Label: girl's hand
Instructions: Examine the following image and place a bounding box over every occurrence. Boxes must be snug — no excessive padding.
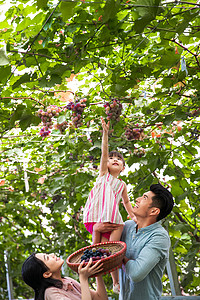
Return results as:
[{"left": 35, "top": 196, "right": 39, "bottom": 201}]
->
[
  {"left": 101, "top": 117, "right": 110, "bottom": 133},
  {"left": 78, "top": 258, "right": 104, "bottom": 279}
]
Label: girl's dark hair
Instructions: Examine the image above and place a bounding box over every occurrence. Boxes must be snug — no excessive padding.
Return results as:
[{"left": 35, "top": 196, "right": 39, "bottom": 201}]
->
[
  {"left": 150, "top": 183, "right": 174, "bottom": 221},
  {"left": 109, "top": 150, "right": 125, "bottom": 166},
  {"left": 21, "top": 253, "right": 63, "bottom": 300}
]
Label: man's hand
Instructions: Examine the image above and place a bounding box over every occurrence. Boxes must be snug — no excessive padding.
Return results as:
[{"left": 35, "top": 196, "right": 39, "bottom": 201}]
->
[
  {"left": 121, "top": 256, "right": 129, "bottom": 272},
  {"left": 123, "top": 256, "right": 129, "bottom": 265},
  {"left": 93, "top": 222, "right": 121, "bottom": 233}
]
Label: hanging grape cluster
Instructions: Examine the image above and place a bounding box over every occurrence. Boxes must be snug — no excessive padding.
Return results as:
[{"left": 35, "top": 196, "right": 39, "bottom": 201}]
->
[
  {"left": 39, "top": 127, "right": 51, "bottom": 137},
  {"left": 54, "top": 121, "right": 68, "bottom": 134},
  {"left": 104, "top": 99, "right": 122, "bottom": 121},
  {"left": 65, "top": 98, "right": 87, "bottom": 128},
  {"left": 190, "top": 107, "right": 200, "bottom": 117},
  {"left": 37, "top": 105, "right": 62, "bottom": 137},
  {"left": 125, "top": 127, "right": 144, "bottom": 140},
  {"left": 133, "top": 147, "right": 145, "bottom": 157}
]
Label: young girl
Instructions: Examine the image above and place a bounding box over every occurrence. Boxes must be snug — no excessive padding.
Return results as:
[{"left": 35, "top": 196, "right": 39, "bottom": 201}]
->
[{"left": 83, "top": 117, "right": 135, "bottom": 293}]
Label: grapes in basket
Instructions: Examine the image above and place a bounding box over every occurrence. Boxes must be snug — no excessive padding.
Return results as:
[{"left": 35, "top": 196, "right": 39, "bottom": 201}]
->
[{"left": 80, "top": 247, "right": 112, "bottom": 262}]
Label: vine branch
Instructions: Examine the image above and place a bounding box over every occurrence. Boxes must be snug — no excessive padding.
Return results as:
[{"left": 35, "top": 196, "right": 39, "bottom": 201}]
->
[
  {"left": 174, "top": 212, "right": 200, "bottom": 243},
  {"left": 166, "top": 38, "right": 200, "bottom": 68},
  {"left": 9, "top": 50, "right": 63, "bottom": 62},
  {"left": 0, "top": 97, "right": 45, "bottom": 106}
]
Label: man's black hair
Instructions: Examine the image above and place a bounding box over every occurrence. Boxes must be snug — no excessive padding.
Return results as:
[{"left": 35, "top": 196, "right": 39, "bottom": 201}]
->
[{"left": 150, "top": 183, "right": 174, "bottom": 221}]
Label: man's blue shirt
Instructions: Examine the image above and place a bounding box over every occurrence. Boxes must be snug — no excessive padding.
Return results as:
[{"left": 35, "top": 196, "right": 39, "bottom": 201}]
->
[{"left": 119, "top": 220, "right": 170, "bottom": 300}]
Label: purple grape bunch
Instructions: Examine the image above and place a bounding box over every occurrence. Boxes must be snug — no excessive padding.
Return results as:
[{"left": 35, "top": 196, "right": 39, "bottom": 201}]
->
[
  {"left": 37, "top": 105, "right": 62, "bottom": 137},
  {"left": 54, "top": 121, "right": 68, "bottom": 134},
  {"left": 125, "top": 126, "right": 144, "bottom": 140},
  {"left": 65, "top": 98, "right": 87, "bottom": 128},
  {"left": 39, "top": 127, "right": 51, "bottom": 138},
  {"left": 133, "top": 147, "right": 145, "bottom": 157},
  {"left": 104, "top": 99, "right": 122, "bottom": 122},
  {"left": 191, "top": 107, "right": 200, "bottom": 117},
  {"left": 80, "top": 247, "right": 112, "bottom": 262}
]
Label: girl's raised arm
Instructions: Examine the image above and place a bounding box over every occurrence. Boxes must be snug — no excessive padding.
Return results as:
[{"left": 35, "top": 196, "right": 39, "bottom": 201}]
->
[{"left": 99, "top": 117, "right": 110, "bottom": 176}]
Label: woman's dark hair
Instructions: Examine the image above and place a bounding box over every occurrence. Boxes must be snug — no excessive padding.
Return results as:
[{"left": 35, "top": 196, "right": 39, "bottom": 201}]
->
[
  {"left": 22, "top": 253, "right": 63, "bottom": 300},
  {"left": 109, "top": 150, "right": 125, "bottom": 166},
  {"left": 150, "top": 183, "right": 174, "bottom": 221}
]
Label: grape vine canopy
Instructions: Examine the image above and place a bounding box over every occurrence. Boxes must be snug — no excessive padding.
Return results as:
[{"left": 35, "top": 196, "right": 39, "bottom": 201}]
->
[{"left": 0, "top": 0, "right": 200, "bottom": 298}]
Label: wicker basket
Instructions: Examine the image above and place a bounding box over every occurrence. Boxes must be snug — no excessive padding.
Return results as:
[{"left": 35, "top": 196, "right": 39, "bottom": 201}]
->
[{"left": 66, "top": 241, "right": 126, "bottom": 277}]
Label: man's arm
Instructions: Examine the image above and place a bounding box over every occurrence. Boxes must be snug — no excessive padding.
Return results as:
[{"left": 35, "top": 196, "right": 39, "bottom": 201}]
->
[
  {"left": 124, "top": 233, "right": 170, "bottom": 282},
  {"left": 93, "top": 222, "right": 121, "bottom": 234}
]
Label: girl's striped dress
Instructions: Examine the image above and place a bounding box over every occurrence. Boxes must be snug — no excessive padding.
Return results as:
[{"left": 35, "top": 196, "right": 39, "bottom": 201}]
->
[{"left": 83, "top": 172, "right": 124, "bottom": 225}]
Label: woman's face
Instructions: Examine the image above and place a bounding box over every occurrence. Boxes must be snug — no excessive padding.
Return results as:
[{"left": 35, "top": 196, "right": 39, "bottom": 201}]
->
[{"left": 36, "top": 253, "right": 64, "bottom": 275}]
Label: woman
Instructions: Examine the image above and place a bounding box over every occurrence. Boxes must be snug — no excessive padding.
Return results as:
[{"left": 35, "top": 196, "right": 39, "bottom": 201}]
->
[{"left": 22, "top": 252, "right": 108, "bottom": 300}]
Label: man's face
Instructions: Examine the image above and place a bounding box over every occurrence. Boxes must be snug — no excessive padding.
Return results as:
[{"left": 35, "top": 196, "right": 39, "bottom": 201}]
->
[{"left": 133, "top": 191, "right": 155, "bottom": 218}]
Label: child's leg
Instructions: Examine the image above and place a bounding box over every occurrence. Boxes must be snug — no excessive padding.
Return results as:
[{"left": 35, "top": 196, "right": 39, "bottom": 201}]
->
[
  {"left": 109, "top": 225, "right": 124, "bottom": 292},
  {"left": 101, "top": 235, "right": 109, "bottom": 243},
  {"left": 93, "top": 230, "right": 110, "bottom": 244},
  {"left": 111, "top": 267, "right": 120, "bottom": 289},
  {"left": 92, "top": 223, "right": 111, "bottom": 244},
  {"left": 92, "top": 229, "right": 101, "bottom": 244},
  {"left": 109, "top": 224, "right": 124, "bottom": 242}
]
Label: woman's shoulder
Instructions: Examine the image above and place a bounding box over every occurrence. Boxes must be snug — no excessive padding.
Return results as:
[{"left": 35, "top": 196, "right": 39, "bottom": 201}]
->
[
  {"left": 45, "top": 286, "right": 63, "bottom": 299},
  {"left": 45, "top": 277, "right": 81, "bottom": 299},
  {"left": 63, "top": 276, "right": 80, "bottom": 286}
]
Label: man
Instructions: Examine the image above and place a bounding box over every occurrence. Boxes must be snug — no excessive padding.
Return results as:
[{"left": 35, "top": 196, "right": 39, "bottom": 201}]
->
[{"left": 93, "top": 183, "right": 174, "bottom": 300}]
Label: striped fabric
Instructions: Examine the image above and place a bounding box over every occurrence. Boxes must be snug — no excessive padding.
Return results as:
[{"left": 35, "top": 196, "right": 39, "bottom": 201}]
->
[{"left": 83, "top": 173, "right": 124, "bottom": 225}]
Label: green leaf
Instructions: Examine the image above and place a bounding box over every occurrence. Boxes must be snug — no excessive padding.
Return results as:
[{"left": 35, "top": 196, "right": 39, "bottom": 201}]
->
[
  {"left": 12, "top": 74, "right": 31, "bottom": 89},
  {"left": 60, "top": 1, "right": 76, "bottom": 21},
  {"left": 10, "top": 105, "right": 40, "bottom": 130},
  {"left": 175, "top": 107, "right": 186, "bottom": 120},
  {"left": 0, "top": 47, "right": 9, "bottom": 65},
  {"left": 163, "top": 114, "right": 174, "bottom": 125},
  {"left": 133, "top": 0, "right": 163, "bottom": 33},
  {"left": 102, "top": 0, "right": 120, "bottom": 22},
  {"left": 37, "top": 0, "right": 48, "bottom": 8},
  {"left": 74, "top": 58, "right": 90, "bottom": 73},
  {"left": 0, "top": 65, "right": 11, "bottom": 83},
  {"left": 159, "top": 50, "right": 179, "bottom": 67},
  {"left": 136, "top": 174, "right": 154, "bottom": 191}
]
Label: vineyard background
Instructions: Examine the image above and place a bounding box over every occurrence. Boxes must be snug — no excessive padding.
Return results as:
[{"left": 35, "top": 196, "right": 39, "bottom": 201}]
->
[{"left": 0, "top": 0, "right": 200, "bottom": 298}]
